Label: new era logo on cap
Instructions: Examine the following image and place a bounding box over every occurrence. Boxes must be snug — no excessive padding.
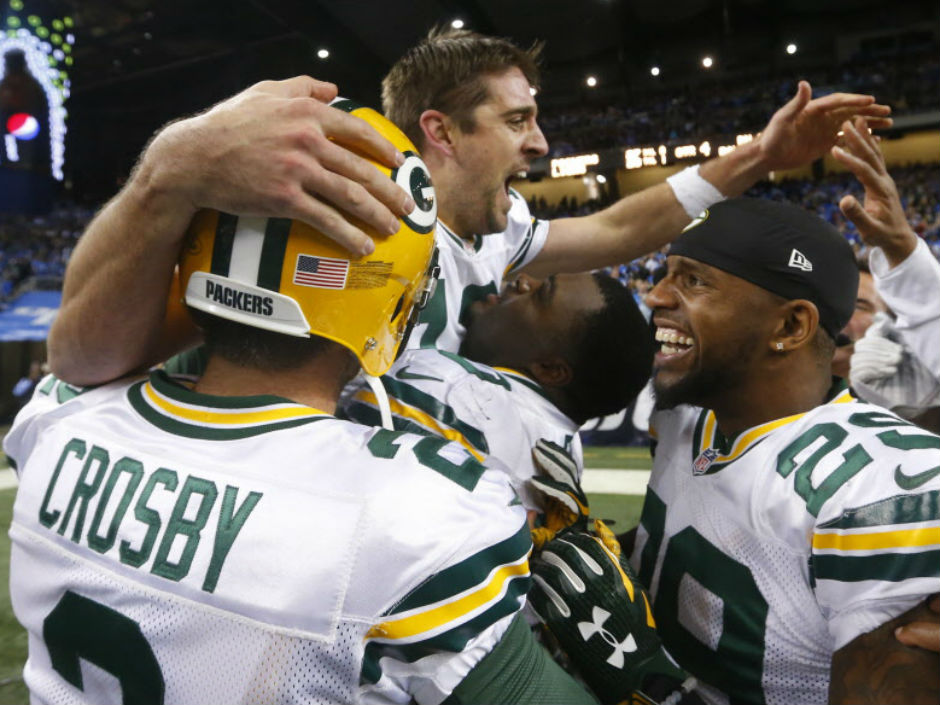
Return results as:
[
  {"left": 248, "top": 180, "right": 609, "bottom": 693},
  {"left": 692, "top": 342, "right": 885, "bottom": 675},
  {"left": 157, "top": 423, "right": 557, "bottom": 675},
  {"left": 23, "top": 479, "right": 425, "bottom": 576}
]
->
[{"left": 788, "top": 248, "right": 813, "bottom": 272}]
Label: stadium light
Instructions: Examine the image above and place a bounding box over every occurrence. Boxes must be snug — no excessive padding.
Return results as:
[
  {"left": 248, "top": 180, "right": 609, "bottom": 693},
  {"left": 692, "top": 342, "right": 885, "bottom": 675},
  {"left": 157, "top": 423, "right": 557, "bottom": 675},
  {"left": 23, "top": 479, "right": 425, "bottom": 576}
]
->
[
  {"left": 317, "top": 48, "right": 329, "bottom": 59},
  {"left": 701, "top": 56, "right": 713, "bottom": 69},
  {"left": 586, "top": 75, "right": 597, "bottom": 87},
  {"left": 650, "top": 66, "right": 660, "bottom": 77},
  {"left": 786, "top": 43, "right": 797, "bottom": 55},
  {"left": 451, "top": 19, "right": 464, "bottom": 29}
]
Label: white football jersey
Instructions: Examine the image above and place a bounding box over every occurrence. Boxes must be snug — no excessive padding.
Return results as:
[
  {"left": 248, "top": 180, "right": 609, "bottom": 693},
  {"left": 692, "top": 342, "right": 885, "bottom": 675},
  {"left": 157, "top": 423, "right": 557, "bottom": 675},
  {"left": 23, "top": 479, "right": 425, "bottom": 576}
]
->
[
  {"left": 630, "top": 388, "right": 940, "bottom": 705},
  {"left": 409, "top": 190, "right": 549, "bottom": 353},
  {"left": 342, "top": 348, "right": 582, "bottom": 511},
  {"left": 5, "top": 372, "right": 531, "bottom": 705}
]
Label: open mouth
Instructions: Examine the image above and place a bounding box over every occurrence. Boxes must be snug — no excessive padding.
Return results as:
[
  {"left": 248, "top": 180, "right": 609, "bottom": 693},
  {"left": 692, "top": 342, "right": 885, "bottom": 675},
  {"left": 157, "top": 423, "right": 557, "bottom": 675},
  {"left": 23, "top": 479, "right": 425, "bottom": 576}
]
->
[{"left": 655, "top": 327, "right": 694, "bottom": 356}]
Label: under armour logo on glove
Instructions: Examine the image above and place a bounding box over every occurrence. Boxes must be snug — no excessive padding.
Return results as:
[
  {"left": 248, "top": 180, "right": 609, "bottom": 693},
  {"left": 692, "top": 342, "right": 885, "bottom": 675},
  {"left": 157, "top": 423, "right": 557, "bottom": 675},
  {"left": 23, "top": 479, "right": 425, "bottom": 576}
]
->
[{"left": 578, "top": 606, "right": 637, "bottom": 668}]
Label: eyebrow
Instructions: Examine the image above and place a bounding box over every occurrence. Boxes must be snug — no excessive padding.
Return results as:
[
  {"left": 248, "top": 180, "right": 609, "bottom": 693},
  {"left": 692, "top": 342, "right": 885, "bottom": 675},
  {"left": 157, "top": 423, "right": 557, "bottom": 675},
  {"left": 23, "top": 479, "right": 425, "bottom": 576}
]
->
[{"left": 500, "top": 106, "right": 537, "bottom": 120}]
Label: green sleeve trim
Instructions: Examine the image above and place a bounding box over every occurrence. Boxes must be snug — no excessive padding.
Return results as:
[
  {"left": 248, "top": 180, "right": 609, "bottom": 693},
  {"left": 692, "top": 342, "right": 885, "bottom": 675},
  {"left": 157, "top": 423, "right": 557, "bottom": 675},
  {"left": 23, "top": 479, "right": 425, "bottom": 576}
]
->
[
  {"left": 389, "top": 521, "right": 531, "bottom": 615},
  {"left": 812, "top": 549, "right": 940, "bottom": 583},
  {"left": 445, "top": 614, "right": 598, "bottom": 705},
  {"left": 818, "top": 490, "right": 940, "bottom": 530}
]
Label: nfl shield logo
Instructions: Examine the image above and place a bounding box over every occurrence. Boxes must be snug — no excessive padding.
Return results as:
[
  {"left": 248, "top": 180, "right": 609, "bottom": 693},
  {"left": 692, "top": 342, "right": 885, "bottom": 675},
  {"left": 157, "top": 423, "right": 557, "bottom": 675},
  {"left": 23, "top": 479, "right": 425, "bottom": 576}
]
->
[{"left": 693, "top": 448, "right": 719, "bottom": 475}]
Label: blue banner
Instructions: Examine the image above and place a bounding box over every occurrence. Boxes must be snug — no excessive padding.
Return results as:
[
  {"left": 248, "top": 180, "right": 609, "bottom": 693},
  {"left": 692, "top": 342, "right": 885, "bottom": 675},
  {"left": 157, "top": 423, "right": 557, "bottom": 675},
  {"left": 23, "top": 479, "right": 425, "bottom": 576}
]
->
[{"left": 0, "top": 290, "right": 60, "bottom": 341}]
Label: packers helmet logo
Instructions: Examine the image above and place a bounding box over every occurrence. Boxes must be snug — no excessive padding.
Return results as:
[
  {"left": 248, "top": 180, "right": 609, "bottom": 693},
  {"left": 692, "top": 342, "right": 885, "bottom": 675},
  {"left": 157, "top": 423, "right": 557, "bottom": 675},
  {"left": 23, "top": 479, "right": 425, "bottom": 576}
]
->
[{"left": 393, "top": 151, "right": 437, "bottom": 234}]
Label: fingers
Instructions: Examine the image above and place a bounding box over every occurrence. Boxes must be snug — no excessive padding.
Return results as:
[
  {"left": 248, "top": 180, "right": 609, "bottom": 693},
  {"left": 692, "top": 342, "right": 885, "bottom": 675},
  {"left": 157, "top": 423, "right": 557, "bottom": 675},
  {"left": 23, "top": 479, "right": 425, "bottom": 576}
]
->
[
  {"left": 895, "top": 622, "right": 940, "bottom": 652},
  {"left": 775, "top": 80, "right": 813, "bottom": 120},
  {"left": 320, "top": 105, "right": 407, "bottom": 172},
  {"left": 315, "top": 137, "right": 414, "bottom": 223},
  {"left": 805, "top": 91, "right": 876, "bottom": 112},
  {"left": 839, "top": 119, "right": 885, "bottom": 173},
  {"left": 285, "top": 190, "right": 378, "bottom": 256},
  {"left": 832, "top": 147, "right": 880, "bottom": 190},
  {"left": 838, "top": 193, "right": 878, "bottom": 230},
  {"left": 254, "top": 75, "right": 339, "bottom": 103}
]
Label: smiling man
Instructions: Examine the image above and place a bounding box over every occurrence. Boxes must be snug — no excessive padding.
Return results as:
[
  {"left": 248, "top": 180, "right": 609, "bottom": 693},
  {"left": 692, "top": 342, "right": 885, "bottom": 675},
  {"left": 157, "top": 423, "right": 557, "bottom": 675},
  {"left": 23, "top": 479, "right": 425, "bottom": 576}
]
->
[{"left": 629, "top": 198, "right": 940, "bottom": 705}]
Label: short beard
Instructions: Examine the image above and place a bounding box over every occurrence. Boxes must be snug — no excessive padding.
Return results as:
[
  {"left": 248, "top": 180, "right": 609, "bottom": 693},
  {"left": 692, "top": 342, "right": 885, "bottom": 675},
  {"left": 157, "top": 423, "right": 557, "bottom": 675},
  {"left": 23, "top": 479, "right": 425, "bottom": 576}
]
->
[
  {"left": 653, "top": 365, "right": 733, "bottom": 411},
  {"left": 653, "top": 340, "right": 756, "bottom": 411}
]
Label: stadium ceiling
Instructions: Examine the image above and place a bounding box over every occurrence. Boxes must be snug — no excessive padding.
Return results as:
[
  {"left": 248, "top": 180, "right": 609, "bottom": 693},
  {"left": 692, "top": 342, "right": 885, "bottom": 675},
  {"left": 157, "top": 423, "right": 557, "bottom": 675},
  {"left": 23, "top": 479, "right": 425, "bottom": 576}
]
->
[
  {"left": 24, "top": 0, "right": 939, "bottom": 197},
  {"left": 61, "top": 0, "right": 938, "bottom": 105}
]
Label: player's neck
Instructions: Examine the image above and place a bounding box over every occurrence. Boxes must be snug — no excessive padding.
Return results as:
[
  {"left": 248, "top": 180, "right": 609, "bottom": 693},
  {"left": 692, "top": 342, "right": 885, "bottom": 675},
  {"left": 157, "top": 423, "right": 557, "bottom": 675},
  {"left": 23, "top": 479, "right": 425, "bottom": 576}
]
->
[
  {"left": 710, "top": 365, "right": 831, "bottom": 437},
  {"left": 194, "top": 350, "right": 354, "bottom": 414}
]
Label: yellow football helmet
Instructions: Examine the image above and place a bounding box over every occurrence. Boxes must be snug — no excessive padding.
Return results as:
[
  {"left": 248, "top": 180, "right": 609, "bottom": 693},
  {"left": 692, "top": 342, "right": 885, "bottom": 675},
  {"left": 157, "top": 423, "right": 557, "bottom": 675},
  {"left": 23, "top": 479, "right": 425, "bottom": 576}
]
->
[{"left": 178, "top": 99, "right": 438, "bottom": 377}]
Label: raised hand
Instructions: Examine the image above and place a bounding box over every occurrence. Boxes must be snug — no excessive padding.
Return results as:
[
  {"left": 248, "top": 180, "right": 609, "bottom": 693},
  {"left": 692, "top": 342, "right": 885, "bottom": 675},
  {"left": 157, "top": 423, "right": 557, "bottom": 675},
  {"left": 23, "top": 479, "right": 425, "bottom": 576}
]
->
[
  {"left": 757, "top": 81, "right": 892, "bottom": 172},
  {"left": 831, "top": 115, "right": 918, "bottom": 266},
  {"left": 148, "top": 76, "right": 416, "bottom": 256}
]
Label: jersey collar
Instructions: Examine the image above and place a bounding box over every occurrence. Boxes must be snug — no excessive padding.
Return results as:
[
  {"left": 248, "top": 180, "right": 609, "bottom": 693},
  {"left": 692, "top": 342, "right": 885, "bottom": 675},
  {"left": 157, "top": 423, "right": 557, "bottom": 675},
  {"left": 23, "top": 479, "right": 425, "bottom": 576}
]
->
[
  {"left": 690, "top": 386, "right": 856, "bottom": 475},
  {"left": 128, "top": 370, "right": 330, "bottom": 440}
]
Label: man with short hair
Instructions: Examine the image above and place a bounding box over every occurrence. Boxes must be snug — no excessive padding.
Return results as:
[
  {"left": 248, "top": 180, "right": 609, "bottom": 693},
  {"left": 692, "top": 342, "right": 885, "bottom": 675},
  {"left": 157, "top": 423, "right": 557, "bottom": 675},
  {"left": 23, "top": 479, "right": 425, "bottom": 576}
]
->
[
  {"left": 46, "top": 29, "right": 891, "bottom": 383},
  {"left": 630, "top": 197, "right": 939, "bottom": 704},
  {"left": 344, "top": 271, "right": 654, "bottom": 510}
]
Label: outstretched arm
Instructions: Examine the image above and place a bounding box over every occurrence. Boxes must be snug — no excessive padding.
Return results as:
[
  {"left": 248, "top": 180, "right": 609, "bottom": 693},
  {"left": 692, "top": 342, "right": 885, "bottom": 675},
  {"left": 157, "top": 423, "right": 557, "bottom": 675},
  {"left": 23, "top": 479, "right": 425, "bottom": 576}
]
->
[
  {"left": 526, "top": 81, "right": 892, "bottom": 277},
  {"left": 49, "top": 76, "right": 415, "bottom": 385}
]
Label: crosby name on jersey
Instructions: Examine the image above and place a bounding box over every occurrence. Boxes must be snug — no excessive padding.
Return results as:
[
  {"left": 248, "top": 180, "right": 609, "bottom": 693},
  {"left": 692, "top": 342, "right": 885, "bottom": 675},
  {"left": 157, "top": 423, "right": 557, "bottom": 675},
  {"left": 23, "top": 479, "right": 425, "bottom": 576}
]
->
[
  {"left": 630, "top": 388, "right": 940, "bottom": 705},
  {"left": 342, "top": 347, "right": 582, "bottom": 510},
  {"left": 4, "top": 372, "right": 531, "bottom": 705}
]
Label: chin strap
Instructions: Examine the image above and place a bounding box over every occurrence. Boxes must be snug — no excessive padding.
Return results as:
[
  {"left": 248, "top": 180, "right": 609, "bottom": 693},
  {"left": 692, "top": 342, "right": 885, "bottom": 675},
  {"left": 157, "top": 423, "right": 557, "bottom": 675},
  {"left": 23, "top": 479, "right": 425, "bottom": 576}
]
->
[{"left": 364, "top": 373, "right": 394, "bottom": 430}]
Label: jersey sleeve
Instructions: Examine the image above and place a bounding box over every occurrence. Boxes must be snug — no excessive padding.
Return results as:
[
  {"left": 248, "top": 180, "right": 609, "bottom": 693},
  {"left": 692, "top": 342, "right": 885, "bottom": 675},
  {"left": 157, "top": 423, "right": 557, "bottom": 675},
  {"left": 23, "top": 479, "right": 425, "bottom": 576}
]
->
[
  {"left": 810, "top": 415, "right": 940, "bottom": 649},
  {"left": 2, "top": 374, "right": 100, "bottom": 474},
  {"left": 359, "top": 435, "right": 533, "bottom": 704},
  {"left": 503, "top": 191, "right": 550, "bottom": 276},
  {"left": 869, "top": 238, "right": 940, "bottom": 379}
]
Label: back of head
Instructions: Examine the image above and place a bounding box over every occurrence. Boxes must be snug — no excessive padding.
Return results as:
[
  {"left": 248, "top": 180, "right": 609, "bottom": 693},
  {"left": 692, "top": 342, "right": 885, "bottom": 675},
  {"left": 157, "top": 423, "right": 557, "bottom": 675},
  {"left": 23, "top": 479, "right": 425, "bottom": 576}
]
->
[
  {"left": 178, "top": 100, "right": 438, "bottom": 377},
  {"left": 565, "top": 274, "right": 654, "bottom": 423},
  {"left": 382, "top": 27, "right": 542, "bottom": 149},
  {"left": 669, "top": 198, "right": 858, "bottom": 340}
]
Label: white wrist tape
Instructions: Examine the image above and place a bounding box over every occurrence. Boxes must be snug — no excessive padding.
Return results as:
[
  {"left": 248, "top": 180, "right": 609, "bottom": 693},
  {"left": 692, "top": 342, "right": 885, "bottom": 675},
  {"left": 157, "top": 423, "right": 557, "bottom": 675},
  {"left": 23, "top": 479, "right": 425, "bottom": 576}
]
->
[{"left": 666, "top": 164, "right": 726, "bottom": 219}]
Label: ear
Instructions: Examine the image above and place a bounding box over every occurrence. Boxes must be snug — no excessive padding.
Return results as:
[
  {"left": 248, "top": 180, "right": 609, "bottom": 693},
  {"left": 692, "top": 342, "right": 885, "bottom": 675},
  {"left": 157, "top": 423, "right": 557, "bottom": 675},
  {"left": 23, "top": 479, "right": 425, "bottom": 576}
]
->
[
  {"left": 769, "top": 300, "right": 819, "bottom": 353},
  {"left": 418, "top": 109, "right": 457, "bottom": 157},
  {"left": 529, "top": 357, "right": 574, "bottom": 388}
]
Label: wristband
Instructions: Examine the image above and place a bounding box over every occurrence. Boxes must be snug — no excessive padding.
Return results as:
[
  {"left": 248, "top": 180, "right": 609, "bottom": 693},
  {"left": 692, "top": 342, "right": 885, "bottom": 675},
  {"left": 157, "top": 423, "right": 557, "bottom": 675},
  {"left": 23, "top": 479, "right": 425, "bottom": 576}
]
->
[{"left": 666, "top": 165, "right": 726, "bottom": 219}]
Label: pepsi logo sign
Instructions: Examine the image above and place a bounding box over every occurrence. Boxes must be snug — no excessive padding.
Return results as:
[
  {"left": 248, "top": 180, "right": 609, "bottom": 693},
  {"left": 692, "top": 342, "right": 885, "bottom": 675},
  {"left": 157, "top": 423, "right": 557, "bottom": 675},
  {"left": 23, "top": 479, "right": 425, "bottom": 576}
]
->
[{"left": 7, "top": 113, "right": 39, "bottom": 140}]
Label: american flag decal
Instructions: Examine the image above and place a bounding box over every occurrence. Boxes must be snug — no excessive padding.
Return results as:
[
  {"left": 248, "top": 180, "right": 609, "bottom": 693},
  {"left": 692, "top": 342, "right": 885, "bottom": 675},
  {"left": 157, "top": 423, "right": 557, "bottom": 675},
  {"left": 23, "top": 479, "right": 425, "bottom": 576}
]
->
[{"left": 293, "top": 254, "right": 349, "bottom": 289}]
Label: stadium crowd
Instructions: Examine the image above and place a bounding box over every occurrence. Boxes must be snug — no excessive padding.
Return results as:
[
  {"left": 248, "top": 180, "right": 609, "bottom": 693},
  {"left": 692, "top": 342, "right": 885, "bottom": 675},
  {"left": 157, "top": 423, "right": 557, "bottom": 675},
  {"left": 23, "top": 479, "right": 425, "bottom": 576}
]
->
[
  {"left": 540, "top": 46, "right": 939, "bottom": 156},
  {"left": 0, "top": 203, "right": 90, "bottom": 302}
]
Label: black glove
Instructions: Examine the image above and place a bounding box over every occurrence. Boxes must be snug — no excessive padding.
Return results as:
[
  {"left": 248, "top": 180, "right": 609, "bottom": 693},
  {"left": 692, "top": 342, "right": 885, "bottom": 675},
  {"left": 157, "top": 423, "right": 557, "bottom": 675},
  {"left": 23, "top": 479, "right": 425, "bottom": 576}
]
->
[{"left": 529, "top": 528, "right": 701, "bottom": 705}]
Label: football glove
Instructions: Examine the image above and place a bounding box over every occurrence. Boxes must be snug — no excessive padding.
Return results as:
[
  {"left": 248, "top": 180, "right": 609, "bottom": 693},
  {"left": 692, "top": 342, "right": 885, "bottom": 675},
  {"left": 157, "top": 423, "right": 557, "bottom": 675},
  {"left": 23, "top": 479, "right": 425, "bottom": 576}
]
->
[
  {"left": 529, "top": 528, "right": 701, "bottom": 705},
  {"left": 529, "top": 439, "right": 590, "bottom": 548},
  {"left": 851, "top": 313, "right": 940, "bottom": 416}
]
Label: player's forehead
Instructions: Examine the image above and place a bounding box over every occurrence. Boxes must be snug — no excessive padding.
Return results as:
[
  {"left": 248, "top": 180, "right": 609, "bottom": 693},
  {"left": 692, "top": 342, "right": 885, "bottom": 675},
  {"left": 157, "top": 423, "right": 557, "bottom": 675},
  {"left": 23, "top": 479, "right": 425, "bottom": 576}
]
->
[
  {"left": 553, "top": 272, "right": 602, "bottom": 312},
  {"left": 478, "top": 67, "right": 538, "bottom": 117}
]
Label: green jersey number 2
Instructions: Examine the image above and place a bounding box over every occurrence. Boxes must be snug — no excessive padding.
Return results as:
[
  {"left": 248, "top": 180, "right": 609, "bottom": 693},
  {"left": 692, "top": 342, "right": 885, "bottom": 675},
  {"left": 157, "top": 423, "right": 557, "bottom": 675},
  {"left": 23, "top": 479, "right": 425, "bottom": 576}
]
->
[{"left": 43, "top": 591, "right": 164, "bottom": 704}]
